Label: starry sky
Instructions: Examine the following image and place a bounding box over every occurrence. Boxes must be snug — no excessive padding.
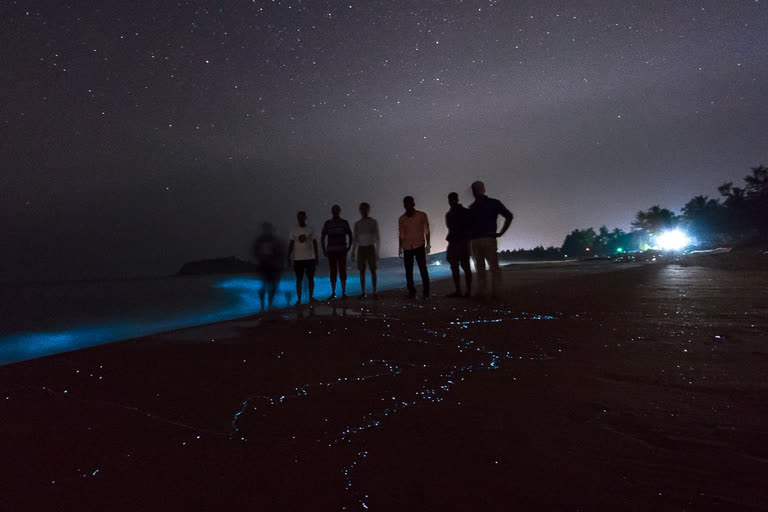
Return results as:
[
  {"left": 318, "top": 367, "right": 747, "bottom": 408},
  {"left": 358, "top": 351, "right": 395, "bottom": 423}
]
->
[{"left": 2, "top": 0, "right": 767, "bottom": 280}]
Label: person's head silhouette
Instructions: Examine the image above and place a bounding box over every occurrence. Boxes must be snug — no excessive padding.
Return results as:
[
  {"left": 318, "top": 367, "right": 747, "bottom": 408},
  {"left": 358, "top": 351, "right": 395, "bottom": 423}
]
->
[
  {"left": 403, "top": 196, "right": 415, "bottom": 215},
  {"left": 471, "top": 181, "right": 486, "bottom": 199}
]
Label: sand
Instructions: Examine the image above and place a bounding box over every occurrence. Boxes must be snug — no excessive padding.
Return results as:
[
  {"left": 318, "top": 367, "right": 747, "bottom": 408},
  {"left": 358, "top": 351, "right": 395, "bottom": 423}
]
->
[{"left": 1, "top": 258, "right": 767, "bottom": 511}]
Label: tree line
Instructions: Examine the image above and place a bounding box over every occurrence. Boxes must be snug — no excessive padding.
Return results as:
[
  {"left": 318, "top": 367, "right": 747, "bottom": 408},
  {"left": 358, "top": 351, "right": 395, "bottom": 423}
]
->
[{"left": 500, "top": 165, "right": 767, "bottom": 260}]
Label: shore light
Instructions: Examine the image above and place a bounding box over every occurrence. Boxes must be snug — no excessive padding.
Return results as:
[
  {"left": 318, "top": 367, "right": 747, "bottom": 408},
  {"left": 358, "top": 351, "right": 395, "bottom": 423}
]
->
[{"left": 656, "top": 229, "right": 691, "bottom": 251}]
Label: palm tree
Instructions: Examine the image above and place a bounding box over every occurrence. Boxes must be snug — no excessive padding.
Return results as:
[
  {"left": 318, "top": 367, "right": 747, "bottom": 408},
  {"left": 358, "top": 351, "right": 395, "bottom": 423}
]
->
[
  {"left": 744, "top": 165, "right": 768, "bottom": 198},
  {"left": 718, "top": 182, "right": 746, "bottom": 208},
  {"left": 681, "top": 195, "right": 723, "bottom": 243},
  {"left": 744, "top": 165, "right": 768, "bottom": 235},
  {"left": 631, "top": 205, "right": 677, "bottom": 236}
]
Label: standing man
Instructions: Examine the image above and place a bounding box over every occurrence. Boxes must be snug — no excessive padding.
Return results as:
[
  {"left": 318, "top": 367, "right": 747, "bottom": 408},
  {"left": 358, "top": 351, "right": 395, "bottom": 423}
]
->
[
  {"left": 351, "top": 202, "right": 380, "bottom": 299},
  {"left": 321, "top": 204, "right": 353, "bottom": 300},
  {"left": 468, "top": 180, "right": 513, "bottom": 297},
  {"left": 287, "top": 210, "right": 319, "bottom": 305},
  {"left": 398, "top": 196, "right": 431, "bottom": 300},
  {"left": 445, "top": 192, "right": 472, "bottom": 297}
]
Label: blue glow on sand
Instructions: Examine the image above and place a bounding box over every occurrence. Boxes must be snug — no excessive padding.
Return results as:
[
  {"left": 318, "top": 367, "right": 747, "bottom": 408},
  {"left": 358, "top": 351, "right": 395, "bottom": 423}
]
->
[{"left": 0, "top": 266, "right": 452, "bottom": 366}]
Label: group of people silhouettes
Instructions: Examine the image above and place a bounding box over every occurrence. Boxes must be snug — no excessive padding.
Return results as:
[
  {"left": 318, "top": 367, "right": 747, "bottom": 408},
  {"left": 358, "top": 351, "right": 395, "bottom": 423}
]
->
[{"left": 253, "top": 180, "right": 513, "bottom": 309}]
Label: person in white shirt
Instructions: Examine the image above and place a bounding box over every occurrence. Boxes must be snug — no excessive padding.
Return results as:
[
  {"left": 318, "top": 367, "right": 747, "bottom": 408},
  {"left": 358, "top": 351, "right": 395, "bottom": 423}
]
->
[
  {"left": 287, "top": 211, "right": 319, "bottom": 304},
  {"left": 351, "top": 202, "right": 380, "bottom": 299}
]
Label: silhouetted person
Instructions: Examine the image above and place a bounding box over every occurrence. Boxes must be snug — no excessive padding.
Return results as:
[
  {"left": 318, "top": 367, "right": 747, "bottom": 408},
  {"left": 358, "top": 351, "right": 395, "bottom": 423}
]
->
[
  {"left": 321, "top": 204, "right": 353, "bottom": 300},
  {"left": 253, "top": 222, "right": 285, "bottom": 311},
  {"left": 398, "top": 196, "right": 431, "bottom": 299},
  {"left": 445, "top": 192, "right": 472, "bottom": 297},
  {"left": 469, "top": 181, "right": 513, "bottom": 297},
  {"left": 287, "top": 210, "right": 319, "bottom": 305},
  {"left": 352, "top": 202, "right": 380, "bottom": 299}
]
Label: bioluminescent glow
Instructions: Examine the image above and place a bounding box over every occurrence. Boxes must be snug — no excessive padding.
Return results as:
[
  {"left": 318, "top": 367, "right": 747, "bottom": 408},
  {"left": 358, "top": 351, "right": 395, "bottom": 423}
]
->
[
  {"left": 655, "top": 229, "right": 692, "bottom": 251},
  {"left": 223, "top": 306, "right": 560, "bottom": 509},
  {"left": 0, "top": 266, "right": 454, "bottom": 366}
]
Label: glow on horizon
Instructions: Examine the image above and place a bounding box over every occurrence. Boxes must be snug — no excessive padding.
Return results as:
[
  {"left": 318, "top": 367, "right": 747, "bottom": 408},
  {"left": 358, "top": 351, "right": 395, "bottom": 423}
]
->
[{"left": 655, "top": 229, "right": 692, "bottom": 251}]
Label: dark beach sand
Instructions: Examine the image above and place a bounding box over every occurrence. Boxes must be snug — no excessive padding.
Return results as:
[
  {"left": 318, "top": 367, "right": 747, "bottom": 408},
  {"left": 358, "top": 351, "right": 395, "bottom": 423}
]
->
[{"left": 2, "top": 258, "right": 767, "bottom": 511}]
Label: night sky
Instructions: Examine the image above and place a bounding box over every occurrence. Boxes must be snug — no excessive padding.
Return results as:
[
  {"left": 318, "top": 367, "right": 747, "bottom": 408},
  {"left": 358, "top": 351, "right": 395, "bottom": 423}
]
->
[{"left": 2, "top": 1, "right": 767, "bottom": 280}]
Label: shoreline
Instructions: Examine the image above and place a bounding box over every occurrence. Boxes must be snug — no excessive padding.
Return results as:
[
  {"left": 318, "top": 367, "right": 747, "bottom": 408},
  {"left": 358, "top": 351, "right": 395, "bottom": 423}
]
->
[
  {"left": 95, "top": 260, "right": 588, "bottom": 341},
  {"left": 0, "top": 259, "right": 583, "bottom": 367},
  {"left": 2, "top": 259, "right": 766, "bottom": 510}
]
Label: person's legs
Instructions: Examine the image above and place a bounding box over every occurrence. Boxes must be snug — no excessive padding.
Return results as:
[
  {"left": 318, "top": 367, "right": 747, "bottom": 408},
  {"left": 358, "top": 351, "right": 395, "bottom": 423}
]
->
[
  {"left": 363, "top": 246, "right": 377, "bottom": 295},
  {"left": 370, "top": 266, "right": 377, "bottom": 295},
  {"left": 449, "top": 259, "right": 461, "bottom": 293},
  {"left": 328, "top": 253, "right": 338, "bottom": 297},
  {"left": 471, "top": 240, "right": 487, "bottom": 295},
  {"left": 337, "top": 252, "right": 348, "bottom": 297},
  {"left": 294, "top": 262, "right": 305, "bottom": 304},
  {"left": 460, "top": 256, "right": 472, "bottom": 296},
  {"left": 369, "top": 251, "right": 377, "bottom": 295},
  {"left": 415, "top": 246, "right": 430, "bottom": 298},
  {"left": 306, "top": 261, "right": 316, "bottom": 300},
  {"left": 403, "top": 249, "right": 416, "bottom": 297},
  {"left": 447, "top": 243, "right": 461, "bottom": 295},
  {"left": 258, "top": 288, "right": 266, "bottom": 311},
  {"left": 357, "top": 247, "right": 366, "bottom": 296},
  {"left": 487, "top": 239, "right": 501, "bottom": 297},
  {"left": 266, "top": 274, "right": 279, "bottom": 309}
]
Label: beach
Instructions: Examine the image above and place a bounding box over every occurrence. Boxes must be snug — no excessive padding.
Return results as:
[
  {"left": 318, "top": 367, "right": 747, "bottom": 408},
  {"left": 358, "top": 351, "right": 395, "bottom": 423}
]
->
[{"left": 2, "top": 258, "right": 767, "bottom": 511}]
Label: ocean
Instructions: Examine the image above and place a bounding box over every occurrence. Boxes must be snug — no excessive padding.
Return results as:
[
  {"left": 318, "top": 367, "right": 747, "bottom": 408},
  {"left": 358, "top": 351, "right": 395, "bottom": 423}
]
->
[{"left": 0, "top": 264, "right": 454, "bottom": 365}]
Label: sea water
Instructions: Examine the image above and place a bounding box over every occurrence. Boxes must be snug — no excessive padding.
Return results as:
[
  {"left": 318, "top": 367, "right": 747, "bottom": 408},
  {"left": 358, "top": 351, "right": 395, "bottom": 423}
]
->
[{"left": 0, "top": 264, "right": 453, "bottom": 365}]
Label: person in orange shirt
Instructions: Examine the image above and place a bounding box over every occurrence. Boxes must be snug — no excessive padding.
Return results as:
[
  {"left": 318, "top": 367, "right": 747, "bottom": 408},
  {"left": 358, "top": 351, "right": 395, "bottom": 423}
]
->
[{"left": 398, "top": 196, "right": 431, "bottom": 299}]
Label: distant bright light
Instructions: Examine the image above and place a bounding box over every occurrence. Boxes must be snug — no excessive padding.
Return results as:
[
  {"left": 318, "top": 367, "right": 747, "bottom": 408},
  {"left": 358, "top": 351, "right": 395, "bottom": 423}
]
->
[
  {"left": 656, "top": 229, "right": 691, "bottom": 251},
  {"left": 433, "top": 260, "right": 442, "bottom": 266},
  {"left": 616, "top": 247, "right": 623, "bottom": 253}
]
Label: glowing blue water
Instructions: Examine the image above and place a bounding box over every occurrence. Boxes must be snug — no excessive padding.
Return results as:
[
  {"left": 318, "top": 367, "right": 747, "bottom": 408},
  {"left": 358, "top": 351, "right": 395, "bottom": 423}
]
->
[{"left": 0, "top": 265, "right": 453, "bottom": 365}]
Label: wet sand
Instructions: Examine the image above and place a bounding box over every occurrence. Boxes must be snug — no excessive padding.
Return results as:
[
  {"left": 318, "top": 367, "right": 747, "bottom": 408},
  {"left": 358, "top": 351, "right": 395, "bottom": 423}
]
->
[{"left": 1, "top": 259, "right": 767, "bottom": 511}]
